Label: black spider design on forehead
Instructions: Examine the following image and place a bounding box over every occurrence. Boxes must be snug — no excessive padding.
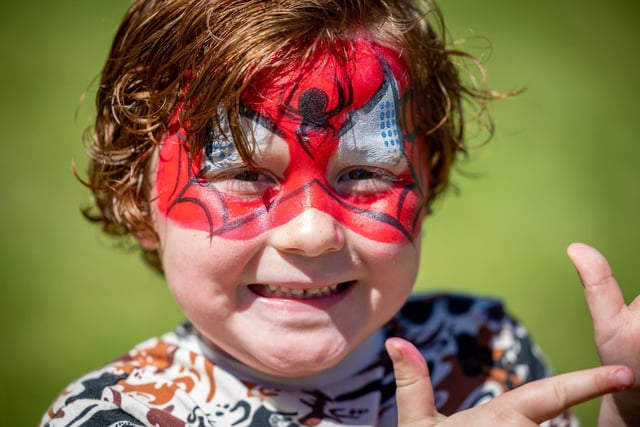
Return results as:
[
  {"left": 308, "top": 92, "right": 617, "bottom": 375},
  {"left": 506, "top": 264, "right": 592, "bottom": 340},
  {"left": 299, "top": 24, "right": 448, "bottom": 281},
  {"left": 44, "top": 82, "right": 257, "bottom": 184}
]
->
[{"left": 279, "top": 78, "right": 354, "bottom": 158}]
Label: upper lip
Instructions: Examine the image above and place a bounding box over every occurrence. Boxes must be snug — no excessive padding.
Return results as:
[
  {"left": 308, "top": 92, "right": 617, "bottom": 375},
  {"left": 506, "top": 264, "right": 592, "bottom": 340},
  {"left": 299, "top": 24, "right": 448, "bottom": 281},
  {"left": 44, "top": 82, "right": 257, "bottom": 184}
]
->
[{"left": 247, "top": 279, "right": 355, "bottom": 289}]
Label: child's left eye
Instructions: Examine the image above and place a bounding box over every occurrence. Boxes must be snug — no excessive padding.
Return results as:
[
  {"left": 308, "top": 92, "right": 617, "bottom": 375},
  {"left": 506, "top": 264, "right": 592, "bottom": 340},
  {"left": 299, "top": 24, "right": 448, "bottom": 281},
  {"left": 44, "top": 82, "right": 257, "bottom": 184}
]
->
[
  {"left": 335, "top": 167, "right": 398, "bottom": 195},
  {"left": 344, "top": 169, "right": 377, "bottom": 180}
]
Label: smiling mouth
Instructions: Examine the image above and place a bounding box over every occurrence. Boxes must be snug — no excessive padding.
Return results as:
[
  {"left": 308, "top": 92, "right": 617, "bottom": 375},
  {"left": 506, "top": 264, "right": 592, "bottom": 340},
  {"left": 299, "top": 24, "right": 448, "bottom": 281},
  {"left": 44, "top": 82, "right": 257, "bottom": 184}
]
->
[{"left": 248, "top": 281, "right": 354, "bottom": 299}]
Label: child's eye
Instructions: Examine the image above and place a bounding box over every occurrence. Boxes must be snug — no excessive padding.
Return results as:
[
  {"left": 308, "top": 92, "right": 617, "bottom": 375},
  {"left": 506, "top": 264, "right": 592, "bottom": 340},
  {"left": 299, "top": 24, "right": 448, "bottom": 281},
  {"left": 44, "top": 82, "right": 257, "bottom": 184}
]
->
[
  {"left": 335, "top": 167, "right": 398, "bottom": 195},
  {"left": 204, "top": 167, "right": 278, "bottom": 198},
  {"left": 233, "top": 170, "right": 261, "bottom": 182},
  {"left": 345, "top": 169, "right": 376, "bottom": 180}
]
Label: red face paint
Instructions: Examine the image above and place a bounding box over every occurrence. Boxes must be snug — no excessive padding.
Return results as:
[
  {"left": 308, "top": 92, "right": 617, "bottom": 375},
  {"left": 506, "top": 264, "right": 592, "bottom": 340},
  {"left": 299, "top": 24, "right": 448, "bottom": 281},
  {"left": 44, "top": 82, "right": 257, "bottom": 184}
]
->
[{"left": 156, "top": 39, "right": 426, "bottom": 243}]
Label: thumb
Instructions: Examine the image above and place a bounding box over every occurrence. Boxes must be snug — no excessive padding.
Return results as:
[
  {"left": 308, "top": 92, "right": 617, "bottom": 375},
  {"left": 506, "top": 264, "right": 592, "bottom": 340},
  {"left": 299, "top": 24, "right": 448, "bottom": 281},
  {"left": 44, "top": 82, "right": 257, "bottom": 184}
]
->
[{"left": 386, "top": 337, "right": 443, "bottom": 426}]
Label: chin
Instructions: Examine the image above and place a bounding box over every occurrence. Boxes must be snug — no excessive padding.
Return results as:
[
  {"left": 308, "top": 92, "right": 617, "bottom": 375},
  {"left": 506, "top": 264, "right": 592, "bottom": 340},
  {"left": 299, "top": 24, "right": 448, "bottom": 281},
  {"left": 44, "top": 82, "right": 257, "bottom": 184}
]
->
[{"left": 249, "top": 334, "right": 350, "bottom": 377}]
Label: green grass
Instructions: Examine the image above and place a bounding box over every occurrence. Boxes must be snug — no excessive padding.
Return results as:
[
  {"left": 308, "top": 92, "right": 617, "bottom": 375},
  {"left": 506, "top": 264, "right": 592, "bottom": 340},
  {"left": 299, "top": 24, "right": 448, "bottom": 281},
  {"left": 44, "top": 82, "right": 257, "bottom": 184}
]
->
[{"left": 1, "top": 0, "right": 639, "bottom": 425}]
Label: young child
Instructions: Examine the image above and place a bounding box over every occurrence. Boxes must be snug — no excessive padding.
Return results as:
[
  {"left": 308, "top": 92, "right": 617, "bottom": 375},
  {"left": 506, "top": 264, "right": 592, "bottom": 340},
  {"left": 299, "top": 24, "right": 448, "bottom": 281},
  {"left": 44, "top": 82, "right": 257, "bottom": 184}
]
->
[{"left": 41, "top": 0, "right": 639, "bottom": 425}]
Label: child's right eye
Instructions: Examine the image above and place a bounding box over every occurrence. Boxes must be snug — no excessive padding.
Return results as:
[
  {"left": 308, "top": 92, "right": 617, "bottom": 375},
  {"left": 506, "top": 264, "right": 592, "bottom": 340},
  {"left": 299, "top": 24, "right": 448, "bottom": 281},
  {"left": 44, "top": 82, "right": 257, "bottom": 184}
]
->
[
  {"left": 232, "top": 170, "right": 261, "bottom": 182},
  {"left": 203, "top": 167, "right": 279, "bottom": 198}
]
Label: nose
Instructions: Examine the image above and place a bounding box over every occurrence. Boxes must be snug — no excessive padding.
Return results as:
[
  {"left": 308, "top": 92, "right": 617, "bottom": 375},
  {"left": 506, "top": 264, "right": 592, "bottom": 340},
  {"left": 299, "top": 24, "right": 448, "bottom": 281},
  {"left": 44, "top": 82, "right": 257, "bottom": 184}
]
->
[{"left": 269, "top": 208, "right": 345, "bottom": 257}]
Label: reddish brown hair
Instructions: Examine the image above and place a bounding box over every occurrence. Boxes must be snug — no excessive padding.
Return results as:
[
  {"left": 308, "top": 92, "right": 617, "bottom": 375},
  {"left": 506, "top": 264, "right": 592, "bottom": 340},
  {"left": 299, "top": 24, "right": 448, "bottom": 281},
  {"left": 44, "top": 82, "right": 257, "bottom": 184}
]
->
[{"left": 83, "top": 0, "right": 497, "bottom": 272}]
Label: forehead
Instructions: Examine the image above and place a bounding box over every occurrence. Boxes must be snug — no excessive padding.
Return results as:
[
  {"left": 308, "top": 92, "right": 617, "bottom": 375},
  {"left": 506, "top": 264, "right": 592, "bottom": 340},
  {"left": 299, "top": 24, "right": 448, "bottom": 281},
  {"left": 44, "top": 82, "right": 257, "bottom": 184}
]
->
[
  {"left": 241, "top": 38, "right": 411, "bottom": 123},
  {"left": 233, "top": 39, "right": 413, "bottom": 166}
]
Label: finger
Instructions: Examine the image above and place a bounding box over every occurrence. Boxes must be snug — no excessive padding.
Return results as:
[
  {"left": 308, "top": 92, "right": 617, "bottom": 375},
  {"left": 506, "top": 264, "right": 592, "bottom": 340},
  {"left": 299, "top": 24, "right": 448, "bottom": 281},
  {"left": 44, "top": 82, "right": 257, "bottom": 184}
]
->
[
  {"left": 566, "top": 243, "right": 627, "bottom": 326},
  {"left": 495, "top": 365, "right": 634, "bottom": 423},
  {"left": 386, "top": 337, "right": 442, "bottom": 426}
]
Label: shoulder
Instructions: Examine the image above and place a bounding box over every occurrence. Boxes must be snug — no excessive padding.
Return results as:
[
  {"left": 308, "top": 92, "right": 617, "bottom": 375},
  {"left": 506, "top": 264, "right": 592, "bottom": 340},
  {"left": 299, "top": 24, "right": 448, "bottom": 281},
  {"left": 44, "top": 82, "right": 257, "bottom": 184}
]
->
[
  {"left": 386, "top": 293, "right": 552, "bottom": 414},
  {"left": 391, "top": 293, "right": 548, "bottom": 377},
  {"left": 389, "top": 292, "right": 513, "bottom": 338},
  {"left": 396, "top": 292, "right": 508, "bottom": 323},
  {"left": 40, "top": 324, "right": 204, "bottom": 426}
]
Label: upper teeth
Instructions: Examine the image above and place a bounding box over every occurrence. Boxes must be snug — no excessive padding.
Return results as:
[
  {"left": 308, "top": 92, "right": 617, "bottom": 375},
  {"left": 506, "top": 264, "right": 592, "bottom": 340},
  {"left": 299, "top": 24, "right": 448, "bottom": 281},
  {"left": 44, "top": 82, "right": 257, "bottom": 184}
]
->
[{"left": 265, "top": 284, "right": 339, "bottom": 298}]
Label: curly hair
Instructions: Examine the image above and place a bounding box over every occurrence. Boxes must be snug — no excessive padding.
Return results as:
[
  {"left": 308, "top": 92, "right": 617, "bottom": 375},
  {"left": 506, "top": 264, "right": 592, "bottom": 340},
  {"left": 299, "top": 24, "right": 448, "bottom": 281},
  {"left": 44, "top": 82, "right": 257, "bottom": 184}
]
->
[{"left": 82, "top": 0, "right": 498, "bottom": 272}]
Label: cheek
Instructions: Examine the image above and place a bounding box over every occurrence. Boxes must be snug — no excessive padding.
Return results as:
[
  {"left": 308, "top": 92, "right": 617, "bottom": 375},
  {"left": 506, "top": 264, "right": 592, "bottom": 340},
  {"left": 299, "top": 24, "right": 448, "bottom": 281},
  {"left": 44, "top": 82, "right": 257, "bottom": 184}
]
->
[
  {"left": 154, "top": 221, "right": 248, "bottom": 314},
  {"left": 339, "top": 188, "right": 425, "bottom": 242},
  {"left": 363, "top": 236, "right": 422, "bottom": 314},
  {"left": 153, "top": 219, "right": 199, "bottom": 282},
  {"left": 155, "top": 133, "right": 268, "bottom": 239},
  {"left": 370, "top": 235, "right": 422, "bottom": 271}
]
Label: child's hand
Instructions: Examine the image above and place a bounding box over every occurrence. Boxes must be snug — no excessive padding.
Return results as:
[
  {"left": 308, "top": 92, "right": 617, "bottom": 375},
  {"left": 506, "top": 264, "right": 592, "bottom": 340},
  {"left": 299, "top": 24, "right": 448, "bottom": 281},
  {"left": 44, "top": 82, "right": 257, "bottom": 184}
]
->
[
  {"left": 385, "top": 337, "right": 634, "bottom": 426},
  {"left": 567, "top": 243, "right": 640, "bottom": 426}
]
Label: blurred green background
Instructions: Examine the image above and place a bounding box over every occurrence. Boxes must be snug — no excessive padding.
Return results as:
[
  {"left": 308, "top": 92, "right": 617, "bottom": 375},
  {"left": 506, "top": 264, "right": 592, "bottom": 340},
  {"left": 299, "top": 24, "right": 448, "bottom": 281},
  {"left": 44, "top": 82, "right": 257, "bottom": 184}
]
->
[{"left": 0, "top": 0, "right": 638, "bottom": 425}]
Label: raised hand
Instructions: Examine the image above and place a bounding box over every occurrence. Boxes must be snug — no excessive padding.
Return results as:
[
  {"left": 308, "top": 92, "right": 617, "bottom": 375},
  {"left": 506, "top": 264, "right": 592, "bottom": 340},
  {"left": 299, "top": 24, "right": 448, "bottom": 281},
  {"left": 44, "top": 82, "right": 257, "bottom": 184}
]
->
[
  {"left": 386, "top": 337, "right": 634, "bottom": 426},
  {"left": 567, "top": 243, "right": 640, "bottom": 426}
]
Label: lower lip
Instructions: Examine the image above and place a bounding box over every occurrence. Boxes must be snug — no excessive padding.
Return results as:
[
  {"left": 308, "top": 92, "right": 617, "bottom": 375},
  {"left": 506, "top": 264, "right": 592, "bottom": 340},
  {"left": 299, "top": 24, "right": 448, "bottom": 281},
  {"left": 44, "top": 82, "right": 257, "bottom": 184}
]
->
[{"left": 247, "top": 281, "right": 355, "bottom": 310}]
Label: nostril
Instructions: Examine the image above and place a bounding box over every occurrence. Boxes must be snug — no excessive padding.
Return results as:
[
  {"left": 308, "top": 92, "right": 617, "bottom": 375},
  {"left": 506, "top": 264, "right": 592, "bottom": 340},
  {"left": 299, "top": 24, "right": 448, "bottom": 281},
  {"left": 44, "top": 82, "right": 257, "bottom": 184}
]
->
[{"left": 269, "top": 208, "right": 345, "bottom": 257}]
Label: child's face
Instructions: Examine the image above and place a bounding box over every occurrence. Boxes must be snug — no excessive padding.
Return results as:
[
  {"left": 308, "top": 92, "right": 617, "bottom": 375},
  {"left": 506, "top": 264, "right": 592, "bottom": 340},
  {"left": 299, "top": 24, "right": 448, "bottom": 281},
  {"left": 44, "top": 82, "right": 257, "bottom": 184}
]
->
[{"left": 150, "top": 40, "right": 427, "bottom": 377}]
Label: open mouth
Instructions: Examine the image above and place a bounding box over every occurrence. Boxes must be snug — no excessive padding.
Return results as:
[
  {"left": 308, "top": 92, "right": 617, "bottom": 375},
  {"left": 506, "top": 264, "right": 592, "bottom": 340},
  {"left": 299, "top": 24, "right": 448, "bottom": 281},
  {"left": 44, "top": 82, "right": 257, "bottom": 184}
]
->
[{"left": 248, "top": 281, "right": 354, "bottom": 299}]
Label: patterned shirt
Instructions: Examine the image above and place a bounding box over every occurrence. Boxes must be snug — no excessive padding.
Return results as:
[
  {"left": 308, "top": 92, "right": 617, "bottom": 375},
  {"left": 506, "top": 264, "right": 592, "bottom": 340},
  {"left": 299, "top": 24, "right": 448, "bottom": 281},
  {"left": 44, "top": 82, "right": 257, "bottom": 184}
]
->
[{"left": 40, "top": 293, "right": 577, "bottom": 426}]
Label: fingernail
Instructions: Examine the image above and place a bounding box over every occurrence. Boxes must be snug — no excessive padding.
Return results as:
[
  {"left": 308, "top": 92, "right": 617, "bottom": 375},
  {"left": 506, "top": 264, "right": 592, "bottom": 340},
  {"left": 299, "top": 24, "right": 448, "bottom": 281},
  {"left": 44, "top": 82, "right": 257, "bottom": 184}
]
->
[
  {"left": 611, "top": 367, "right": 634, "bottom": 391},
  {"left": 385, "top": 339, "right": 403, "bottom": 363}
]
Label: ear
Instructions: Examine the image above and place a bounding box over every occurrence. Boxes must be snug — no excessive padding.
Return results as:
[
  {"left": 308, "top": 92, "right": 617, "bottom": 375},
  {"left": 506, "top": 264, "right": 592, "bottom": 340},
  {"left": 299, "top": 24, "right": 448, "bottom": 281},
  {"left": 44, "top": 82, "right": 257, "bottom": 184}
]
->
[{"left": 133, "top": 228, "right": 160, "bottom": 251}]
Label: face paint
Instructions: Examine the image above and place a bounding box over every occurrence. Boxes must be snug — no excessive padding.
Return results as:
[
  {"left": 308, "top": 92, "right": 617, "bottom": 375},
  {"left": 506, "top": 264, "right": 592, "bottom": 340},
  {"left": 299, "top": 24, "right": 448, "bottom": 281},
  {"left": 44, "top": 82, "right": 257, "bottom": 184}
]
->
[{"left": 156, "top": 39, "right": 427, "bottom": 243}]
